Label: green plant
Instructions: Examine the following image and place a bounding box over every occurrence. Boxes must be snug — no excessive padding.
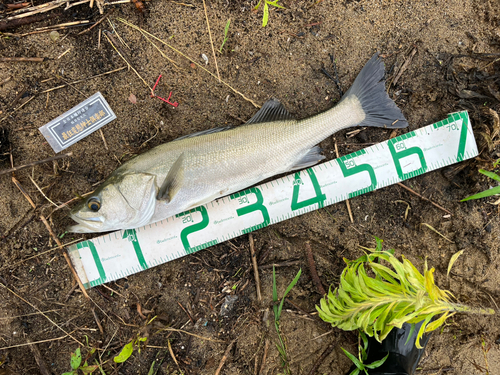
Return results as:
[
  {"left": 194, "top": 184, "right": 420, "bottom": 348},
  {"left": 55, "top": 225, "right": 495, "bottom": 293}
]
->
[
  {"left": 253, "top": 0, "right": 284, "bottom": 27},
  {"left": 219, "top": 19, "right": 231, "bottom": 53},
  {"left": 272, "top": 266, "right": 301, "bottom": 374},
  {"left": 461, "top": 169, "right": 500, "bottom": 203},
  {"left": 317, "top": 238, "right": 494, "bottom": 348},
  {"left": 62, "top": 348, "right": 99, "bottom": 375},
  {"left": 342, "top": 332, "right": 389, "bottom": 375},
  {"left": 114, "top": 335, "right": 148, "bottom": 363}
]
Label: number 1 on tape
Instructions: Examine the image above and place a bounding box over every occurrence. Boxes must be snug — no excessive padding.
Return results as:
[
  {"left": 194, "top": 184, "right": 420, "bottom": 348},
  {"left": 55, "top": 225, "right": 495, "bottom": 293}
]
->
[{"left": 68, "top": 111, "right": 477, "bottom": 289}]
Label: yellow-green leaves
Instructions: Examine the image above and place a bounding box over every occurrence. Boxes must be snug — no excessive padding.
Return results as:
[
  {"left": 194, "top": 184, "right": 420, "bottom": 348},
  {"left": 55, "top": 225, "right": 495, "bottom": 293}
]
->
[
  {"left": 317, "top": 245, "right": 495, "bottom": 349},
  {"left": 253, "top": 0, "right": 285, "bottom": 27},
  {"left": 447, "top": 250, "right": 464, "bottom": 277}
]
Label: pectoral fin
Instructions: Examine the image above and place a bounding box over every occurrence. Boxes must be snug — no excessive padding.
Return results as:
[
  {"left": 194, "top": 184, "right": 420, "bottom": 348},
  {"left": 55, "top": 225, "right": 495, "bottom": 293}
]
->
[{"left": 157, "top": 153, "right": 185, "bottom": 202}]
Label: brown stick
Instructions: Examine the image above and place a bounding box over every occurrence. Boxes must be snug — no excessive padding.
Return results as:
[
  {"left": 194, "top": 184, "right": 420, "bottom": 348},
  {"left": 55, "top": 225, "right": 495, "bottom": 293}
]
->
[
  {"left": 40, "top": 215, "right": 90, "bottom": 300},
  {"left": 307, "top": 341, "right": 336, "bottom": 375},
  {"left": 304, "top": 242, "right": 326, "bottom": 296},
  {"left": 27, "top": 339, "right": 52, "bottom": 375},
  {"left": 258, "top": 339, "right": 269, "bottom": 375},
  {"left": 0, "top": 282, "right": 83, "bottom": 346},
  {"left": 0, "top": 13, "right": 59, "bottom": 31},
  {"left": 91, "top": 307, "right": 104, "bottom": 334},
  {"left": 40, "top": 66, "right": 127, "bottom": 94},
  {"left": 0, "top": 77, "right": 12, "bottom": 86},
  {"left": 214, "top": 337, "right": 238, "bottom": 375},
  {"left": 0, "top": 152, "right": 73, "bottom": 176},
  {"left": 77, "top": 8, "right": 115, "bottom": 35},
  {"left": 392, "top": 47, "right": 417, "bottom": 87},
  {"left": 396, "top": 182, "right": 451, "bottom": 215},
  {"left": 249, "top": 233, "right": 262, "bottom": 303},
  {"left": 0, "top": 57, "right": 45, "bottom": 62},
  {"left": 6, "top": 2, "right": 30, "bottom": 9},
  {"left": 201, "top": 0, "right": 220, "bottom": 82}
]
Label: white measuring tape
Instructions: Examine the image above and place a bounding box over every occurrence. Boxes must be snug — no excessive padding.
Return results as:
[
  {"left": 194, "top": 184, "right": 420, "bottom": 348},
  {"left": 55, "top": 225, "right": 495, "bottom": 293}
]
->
[{"left": 68, "top": 111, "right": 478, "bottom": 289}]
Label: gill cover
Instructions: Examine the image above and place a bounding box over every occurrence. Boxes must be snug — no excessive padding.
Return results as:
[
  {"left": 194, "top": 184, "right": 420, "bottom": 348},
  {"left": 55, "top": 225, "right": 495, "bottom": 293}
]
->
[{"left": 69, "top": 173, "right": 157, "bottom": 233}]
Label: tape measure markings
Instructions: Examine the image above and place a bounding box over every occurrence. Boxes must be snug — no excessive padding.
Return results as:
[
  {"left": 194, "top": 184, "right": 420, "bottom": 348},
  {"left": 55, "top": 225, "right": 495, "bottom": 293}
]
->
[{"left": 68, "top": 111, "right": 478, "bottom": 288}]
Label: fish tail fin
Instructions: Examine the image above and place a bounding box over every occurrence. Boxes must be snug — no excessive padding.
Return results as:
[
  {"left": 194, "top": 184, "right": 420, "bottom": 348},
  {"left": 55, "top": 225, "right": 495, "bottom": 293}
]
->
[{"left": 341, "top": 53, "right": 408, "bottom": 129}]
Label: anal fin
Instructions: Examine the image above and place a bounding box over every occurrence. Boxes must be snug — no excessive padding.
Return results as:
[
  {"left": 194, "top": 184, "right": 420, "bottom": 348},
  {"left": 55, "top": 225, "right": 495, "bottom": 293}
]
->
[{"left": 290, "top": 146, "right": 326, "bottom": 171}]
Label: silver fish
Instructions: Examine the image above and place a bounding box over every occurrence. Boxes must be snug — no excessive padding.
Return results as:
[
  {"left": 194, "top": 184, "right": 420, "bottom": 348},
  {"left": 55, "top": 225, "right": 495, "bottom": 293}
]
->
[{"left": 69, "top": 53, "right": 407, "bottom": 233}]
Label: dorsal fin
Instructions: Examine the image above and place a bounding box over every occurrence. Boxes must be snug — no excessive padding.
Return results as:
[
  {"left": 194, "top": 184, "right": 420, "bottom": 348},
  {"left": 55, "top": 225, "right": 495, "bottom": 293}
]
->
[
  {"left": 157, "top": 153, "right": 184, "bottom": 202},
  {"left": 174, "top": 126, "right": 233, "bottom": 141},
  {"left": 245, "top": 99, "right": 295, "bottom": 125}
]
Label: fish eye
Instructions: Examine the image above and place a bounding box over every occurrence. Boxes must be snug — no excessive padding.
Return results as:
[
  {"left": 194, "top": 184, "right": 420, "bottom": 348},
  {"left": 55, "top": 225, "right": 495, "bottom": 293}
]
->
[{"left": 87, "top": 198, "right": 101, "bottom": 212}]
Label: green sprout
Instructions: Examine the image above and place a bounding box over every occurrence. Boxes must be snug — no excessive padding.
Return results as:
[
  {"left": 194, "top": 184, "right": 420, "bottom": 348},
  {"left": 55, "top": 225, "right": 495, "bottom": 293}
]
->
[
  {"left": 272, "top": 266, "right": 301, "bottom": 374},
  {"left": 62, "top": 348, "right": 99, "bottom": 375},
  {"left": 342, "top": 332, "right": 389, "bottom": 375},
  {"left": 219, "top": 19, "right": 231, "bottom": 53},
  {"left": 317, "top": 238, "right": 494, "bottom": 349},
  {"left": 114, "top": 335, "right": 148, "bottom": 363},
  {"left": 461, "top": 168, "right": 500, "bottom": 202},
  {"left": 253, "top": 0, "right": 284, "bottom": 27}
]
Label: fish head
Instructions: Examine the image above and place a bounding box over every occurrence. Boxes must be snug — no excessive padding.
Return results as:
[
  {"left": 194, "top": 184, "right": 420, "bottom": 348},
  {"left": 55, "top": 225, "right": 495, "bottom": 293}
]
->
[{"left": 68, "top": 172, "right": 157, "bottom": 233}]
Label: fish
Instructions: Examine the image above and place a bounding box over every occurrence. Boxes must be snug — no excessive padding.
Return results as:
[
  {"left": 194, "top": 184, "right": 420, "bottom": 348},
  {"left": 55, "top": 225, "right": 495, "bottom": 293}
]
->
[{"left": 68, "top": 53, "right": 408, "bottom": 233}]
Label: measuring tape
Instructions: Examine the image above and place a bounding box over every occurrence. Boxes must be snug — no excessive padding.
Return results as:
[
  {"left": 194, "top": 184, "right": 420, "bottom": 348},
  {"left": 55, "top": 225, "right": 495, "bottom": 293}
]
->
[{"left": 68, "top": 111, "right": 478, "bottom": 289}]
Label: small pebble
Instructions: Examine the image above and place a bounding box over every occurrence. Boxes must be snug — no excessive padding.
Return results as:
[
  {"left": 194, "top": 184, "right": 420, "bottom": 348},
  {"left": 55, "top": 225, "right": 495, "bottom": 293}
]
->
[{"left": 49, "top": 31, "right": 59, "bottom": 42}]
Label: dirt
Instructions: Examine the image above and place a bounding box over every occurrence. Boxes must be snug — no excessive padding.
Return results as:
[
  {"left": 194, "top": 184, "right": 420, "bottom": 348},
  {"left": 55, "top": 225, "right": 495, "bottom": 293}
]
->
[{"left": 1, "top": 0, "right": 500, "bottom": 374}]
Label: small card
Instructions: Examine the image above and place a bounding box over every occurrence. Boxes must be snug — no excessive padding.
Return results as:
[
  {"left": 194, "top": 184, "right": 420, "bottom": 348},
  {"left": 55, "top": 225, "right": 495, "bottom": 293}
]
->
[{"left": 39, "top": 92, "right": 116, "bottom": 153}]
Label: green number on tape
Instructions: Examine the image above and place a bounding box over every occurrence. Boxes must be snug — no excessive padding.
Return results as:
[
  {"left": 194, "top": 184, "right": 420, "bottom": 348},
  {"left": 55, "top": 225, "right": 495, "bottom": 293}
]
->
[
  {"left": 77, "top": 240, "right": 106, "bottom": 286},
  {"left": 291, "top": 169, "right": 326, "bottom": 211},
  {"left": 388, "top": 132, "right": 428, "bottom": 180},
  {"left": 122, "top": 229, "right": 148, "bottom": 270},
  {"left": 177, "top": 206, "right": 212, "bottom": 254},
  {"left": 433, "top": 112, "right": 469, "bottom": 162},
  {"left": 338, "top": 150, "right": 377, "bottom": 198},
  {"left": 230, "top": 187, "right": 270, "bottom": 234},
  {"left": 455, "top": 113, "right": 468, "bottom": 161}
]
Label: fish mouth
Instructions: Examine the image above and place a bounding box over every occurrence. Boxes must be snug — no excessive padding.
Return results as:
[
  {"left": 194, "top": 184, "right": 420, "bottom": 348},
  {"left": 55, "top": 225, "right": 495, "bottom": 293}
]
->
[{"left": 68, "top": 213, "right": 105, "bottom": 233}]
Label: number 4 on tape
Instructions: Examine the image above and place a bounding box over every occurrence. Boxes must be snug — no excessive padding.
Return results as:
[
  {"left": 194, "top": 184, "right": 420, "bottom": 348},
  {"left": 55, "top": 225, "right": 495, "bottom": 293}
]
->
[{"left": 68, "top": 111, "right": 477, "bottom": 289}]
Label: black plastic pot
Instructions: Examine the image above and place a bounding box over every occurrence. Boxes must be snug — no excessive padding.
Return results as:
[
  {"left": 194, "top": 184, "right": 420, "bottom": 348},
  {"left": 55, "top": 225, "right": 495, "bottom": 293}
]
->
[{"left": 347, "top": 321, "right": 431, "bottom": 375}]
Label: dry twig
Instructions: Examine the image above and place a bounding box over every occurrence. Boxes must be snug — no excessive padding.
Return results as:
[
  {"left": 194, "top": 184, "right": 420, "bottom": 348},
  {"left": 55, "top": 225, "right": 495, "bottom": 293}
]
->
[
  {"left": 117, "top": 18, "right": 260, "bottom": 108},
  {"left": 201, "top": 0, "right": 220, "bottom": 82},
  {"left": 0, "top": 282, "right": 84, "bottom": 346},
  {"left": 40, "top": 66, "right": 127, "bottom": 94},
  {"left": 0, "top": 57, "right": 45, "bottom": 62},
  {"left": 304, "top": 242, "right": 326, "bottom": 296},
  {"left": 39, "top": 215, "right": 90, "bottom": 300},
  {"left": 259, "top": 339, "right": 269, "bottom": 375},
  {"left": 392, "top": 47, "right": 417, "bottom": 87},
  {"left": 78, "top": 8, "right": 114, "bottom": 35},
  {"left": 396, "top": 182, "right": 451, "bottom": 215},
  {"left": 27, "top": 339, "right": 52, "bottom": 375},
  {"left": 215, "top": 337, "right": 238, "bottom": 375},
  {"left": 307, "top": 341, "right": 336, "bottom": 375},
  {"left": 249, "top": 233, "right": 262, "bottom": 303}
]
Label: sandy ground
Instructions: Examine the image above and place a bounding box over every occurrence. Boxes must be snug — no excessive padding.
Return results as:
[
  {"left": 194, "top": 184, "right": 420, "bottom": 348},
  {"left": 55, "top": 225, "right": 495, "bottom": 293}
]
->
[{"left": 1, "top": 0, "right": 500, "bottom": 374}]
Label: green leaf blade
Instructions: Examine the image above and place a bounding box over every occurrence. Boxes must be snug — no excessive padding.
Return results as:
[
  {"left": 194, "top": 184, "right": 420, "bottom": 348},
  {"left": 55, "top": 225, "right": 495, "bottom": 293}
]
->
[
  {"left": 70, "top": 348, "right": 82, "bottom": 370},
  {"left": 114, "top": 342, "right": 134, "bottom": 363}
]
